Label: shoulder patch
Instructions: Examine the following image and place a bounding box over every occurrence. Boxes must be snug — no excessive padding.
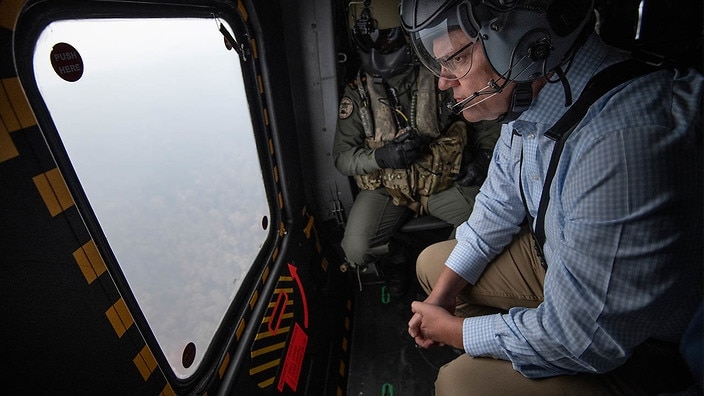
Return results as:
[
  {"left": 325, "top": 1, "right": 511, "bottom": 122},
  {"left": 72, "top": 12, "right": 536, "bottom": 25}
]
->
[{"left": 338, "top": 96, "right": 354, "bottom": 120}]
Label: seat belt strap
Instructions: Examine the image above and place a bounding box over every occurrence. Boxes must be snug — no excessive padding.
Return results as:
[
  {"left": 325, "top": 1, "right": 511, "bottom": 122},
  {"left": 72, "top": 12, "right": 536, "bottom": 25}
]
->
[{"left": 529, "top": 59, "right": 661, "bottom": 266}]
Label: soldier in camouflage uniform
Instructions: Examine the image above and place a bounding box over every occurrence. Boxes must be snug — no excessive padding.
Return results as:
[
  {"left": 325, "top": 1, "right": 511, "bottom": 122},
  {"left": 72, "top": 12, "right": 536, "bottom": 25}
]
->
[{"left": 333, "top": 0, "right": 500, "bottom": 296}]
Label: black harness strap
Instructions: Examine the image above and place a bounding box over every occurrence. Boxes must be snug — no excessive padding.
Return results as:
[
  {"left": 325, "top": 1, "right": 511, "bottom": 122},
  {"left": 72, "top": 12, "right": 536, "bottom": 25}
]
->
[{"left": 524, "top": 59, "right": 661, "bottom": 268}]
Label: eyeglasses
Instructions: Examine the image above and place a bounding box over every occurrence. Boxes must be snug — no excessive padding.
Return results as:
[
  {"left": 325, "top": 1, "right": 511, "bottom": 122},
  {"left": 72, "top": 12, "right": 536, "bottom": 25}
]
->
[{"left": 436, "top": 41, "right": 474, "bottom": 80}]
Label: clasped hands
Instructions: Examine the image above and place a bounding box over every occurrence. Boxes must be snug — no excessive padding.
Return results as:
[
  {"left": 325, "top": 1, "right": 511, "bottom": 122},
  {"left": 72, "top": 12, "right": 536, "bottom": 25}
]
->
[{"left": 407, "top": 294, "right": 465, "bottom": 350}]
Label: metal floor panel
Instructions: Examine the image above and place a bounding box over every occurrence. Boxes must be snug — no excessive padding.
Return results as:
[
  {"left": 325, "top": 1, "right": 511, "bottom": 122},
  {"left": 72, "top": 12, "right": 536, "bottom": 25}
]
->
[{"left": 346, "top": 275, "right": 459, "bottom": 396}]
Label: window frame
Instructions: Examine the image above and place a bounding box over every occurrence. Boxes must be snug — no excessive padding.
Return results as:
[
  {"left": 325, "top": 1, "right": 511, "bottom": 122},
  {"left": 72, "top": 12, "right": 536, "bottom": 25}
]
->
[{"left": 14, "top": 0, "right": 282, "bottom": 389}]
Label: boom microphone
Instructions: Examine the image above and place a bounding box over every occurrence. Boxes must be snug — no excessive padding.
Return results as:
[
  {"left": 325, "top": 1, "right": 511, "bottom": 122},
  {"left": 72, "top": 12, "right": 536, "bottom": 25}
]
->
[{"left": 446, "top": 78, "right": 506, "bottom": 115}]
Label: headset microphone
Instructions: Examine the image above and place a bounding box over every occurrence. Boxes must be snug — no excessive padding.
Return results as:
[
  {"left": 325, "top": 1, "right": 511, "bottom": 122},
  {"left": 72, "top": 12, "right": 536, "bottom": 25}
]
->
[
  {"left": 446, "top": 92, "right": 479, "bottom": 114},
  {"left": 446, "top": 78, "right": 506, "bottom": 115}
]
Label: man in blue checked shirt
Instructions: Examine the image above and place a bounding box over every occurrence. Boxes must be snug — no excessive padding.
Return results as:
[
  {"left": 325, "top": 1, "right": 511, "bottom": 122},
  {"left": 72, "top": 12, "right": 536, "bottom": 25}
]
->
[{"left": 400, "top": 0, "right": 703, "bottom": 394}]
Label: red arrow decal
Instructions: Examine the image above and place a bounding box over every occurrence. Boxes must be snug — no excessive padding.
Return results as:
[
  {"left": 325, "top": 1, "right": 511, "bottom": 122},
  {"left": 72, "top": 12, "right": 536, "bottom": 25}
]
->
[{"left": 287, "top": 263, "right": 309, "bottom": 329}]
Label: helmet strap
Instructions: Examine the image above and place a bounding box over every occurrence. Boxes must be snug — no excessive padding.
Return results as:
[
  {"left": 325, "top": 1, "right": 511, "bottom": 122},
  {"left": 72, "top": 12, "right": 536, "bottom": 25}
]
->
[
  {"left": 552, "top": 66, "right": 573, "bottom": 107},
  {"left": 498, "top": 81, "right": 533, "bottom": 123}
]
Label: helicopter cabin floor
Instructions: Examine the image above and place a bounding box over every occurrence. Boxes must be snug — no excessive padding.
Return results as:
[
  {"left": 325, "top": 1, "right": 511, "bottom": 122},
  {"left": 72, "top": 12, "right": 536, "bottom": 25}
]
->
[{"left": 345, "top": 237, "right": 459, "bottom": 395}]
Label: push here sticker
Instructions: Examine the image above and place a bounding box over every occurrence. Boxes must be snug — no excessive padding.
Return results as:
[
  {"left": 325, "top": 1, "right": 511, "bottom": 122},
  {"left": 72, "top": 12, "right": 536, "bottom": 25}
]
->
[{"left": 277, "top": 322, "right": 308, "bottom": 392}]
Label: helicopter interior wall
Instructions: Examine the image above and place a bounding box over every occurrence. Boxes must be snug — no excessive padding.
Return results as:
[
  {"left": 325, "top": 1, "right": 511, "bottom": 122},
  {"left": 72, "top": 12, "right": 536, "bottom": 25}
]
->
[
  {"left": 279, "top": 0, "right": 356, "bottom": 229},
  {"left": 0, "top": 0, "right": 701, "bottom": 393}
]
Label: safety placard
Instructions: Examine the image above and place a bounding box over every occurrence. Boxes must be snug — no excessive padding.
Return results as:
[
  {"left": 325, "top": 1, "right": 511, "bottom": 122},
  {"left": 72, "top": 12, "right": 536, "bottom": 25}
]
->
[{"left": 277, "top": 322, "right": 308, "bottom": 392}]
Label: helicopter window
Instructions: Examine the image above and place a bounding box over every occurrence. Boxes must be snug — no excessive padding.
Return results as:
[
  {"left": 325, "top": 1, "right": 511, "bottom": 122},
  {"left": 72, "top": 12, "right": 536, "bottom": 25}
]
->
[{"left": 32, "top": 17, "right": 270, "bottom": 379}]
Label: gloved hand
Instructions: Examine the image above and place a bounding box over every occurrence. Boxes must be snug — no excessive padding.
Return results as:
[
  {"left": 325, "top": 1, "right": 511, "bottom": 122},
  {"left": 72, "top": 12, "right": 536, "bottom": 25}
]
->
[
  {"left": 374, "top": 130, "right": 425, "bottom": 169},
  {"left": 454, "top": 149, "right": 492, "bottom": 186}
]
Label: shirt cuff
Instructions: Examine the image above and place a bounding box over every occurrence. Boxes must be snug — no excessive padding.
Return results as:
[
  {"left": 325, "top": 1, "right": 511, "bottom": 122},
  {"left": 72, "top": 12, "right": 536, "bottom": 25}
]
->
[
  {"left": 445, "top": 241, "right": 486, "bottom": 284},
  {"left": 463, "top": 315, "right": 507, "bottom": 359}
]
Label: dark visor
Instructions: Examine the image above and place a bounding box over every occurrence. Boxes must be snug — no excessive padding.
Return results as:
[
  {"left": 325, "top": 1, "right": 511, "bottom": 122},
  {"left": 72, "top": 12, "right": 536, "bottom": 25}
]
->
[{"left": 353, "top": 27, "right": 407, "bottom": 55}]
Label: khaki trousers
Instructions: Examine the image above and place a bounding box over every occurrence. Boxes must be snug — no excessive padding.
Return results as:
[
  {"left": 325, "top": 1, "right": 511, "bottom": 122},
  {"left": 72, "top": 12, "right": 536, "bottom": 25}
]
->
[{"left": 416, "top": 228, "right": 694, "bottom": 395}]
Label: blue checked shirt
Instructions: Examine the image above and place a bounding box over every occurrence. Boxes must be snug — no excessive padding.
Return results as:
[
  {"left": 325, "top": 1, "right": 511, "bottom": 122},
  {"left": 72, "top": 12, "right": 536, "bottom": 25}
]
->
[{"left": 447, "top": 33, "right": 704, "bottom": 377}]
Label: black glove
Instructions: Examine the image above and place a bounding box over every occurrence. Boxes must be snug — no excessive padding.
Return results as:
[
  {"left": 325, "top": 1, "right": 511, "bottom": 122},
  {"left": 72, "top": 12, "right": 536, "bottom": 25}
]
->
[
  {"left": 374, "top": 130, "right": 425, "bottom": 169},
  {"left": 454, "top": 149, "right": 492, "bottom": 186}
]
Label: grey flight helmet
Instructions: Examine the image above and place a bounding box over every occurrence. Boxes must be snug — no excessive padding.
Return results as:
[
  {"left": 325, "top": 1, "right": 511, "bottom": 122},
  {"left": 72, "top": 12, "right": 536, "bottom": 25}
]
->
[
  {"left": 349, "top": 0, "right": 414, "bottom": 80},
  {"left": 400, "top": 0, "right": 595, "bottom": 116}
]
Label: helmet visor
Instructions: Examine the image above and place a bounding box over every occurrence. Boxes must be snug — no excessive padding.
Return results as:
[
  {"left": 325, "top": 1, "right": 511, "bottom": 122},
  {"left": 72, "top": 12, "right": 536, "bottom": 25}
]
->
[
  {"left": 354, "top": 26, "right": 408, "bottom": 55},
  {"left": 410, "top": 21, "right": 477, "bottom": 81}
]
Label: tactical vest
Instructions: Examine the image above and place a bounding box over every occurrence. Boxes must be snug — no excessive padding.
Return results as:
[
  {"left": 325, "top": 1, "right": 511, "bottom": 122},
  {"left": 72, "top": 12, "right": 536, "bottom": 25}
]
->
[{"left": 353, "top": 68, "right": 467, "bottom": 214}]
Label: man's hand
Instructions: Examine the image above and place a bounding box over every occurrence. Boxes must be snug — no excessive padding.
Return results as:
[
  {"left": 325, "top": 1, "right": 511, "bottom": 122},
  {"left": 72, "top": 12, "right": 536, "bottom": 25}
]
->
[
  {"left": 408, "top": 300, "right": 465, "bottom": 350},
  {"left": 374, "top": 129, "right": 425, "bottom": 169}
]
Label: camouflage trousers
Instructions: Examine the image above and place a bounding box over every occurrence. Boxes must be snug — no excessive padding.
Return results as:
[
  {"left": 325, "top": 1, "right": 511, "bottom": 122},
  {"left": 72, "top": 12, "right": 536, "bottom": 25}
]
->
[{"left": 340, "top": 184, "right": 479, "bottom": 267}]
